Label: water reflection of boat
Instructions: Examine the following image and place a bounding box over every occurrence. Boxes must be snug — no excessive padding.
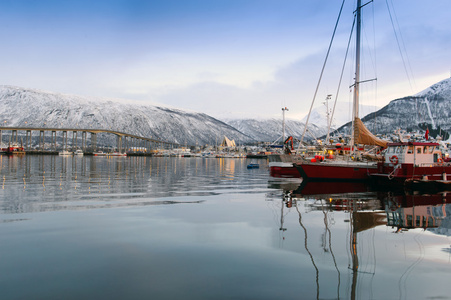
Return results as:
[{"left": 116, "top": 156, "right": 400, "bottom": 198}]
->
[
  {"left": 404, "top": 178, "right": 451, "bottom": 194},
  {"left": 287, "top": 184, "right": 384, "bottom": 300},
  {"left": 379, "top": 191, "right": 451, "bottom": 233},
  {"left": 289, "top": 178, "right": 451, "bottom": 233},
  {"left": 293, "top": 180, "right": 373, "bottom": 198},
  {"left": 272, "top": 172, "right": 451, "bottom": 298}
]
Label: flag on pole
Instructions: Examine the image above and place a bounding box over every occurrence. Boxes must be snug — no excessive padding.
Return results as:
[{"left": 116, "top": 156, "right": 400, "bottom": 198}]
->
[{"left": 425, "top": 128, "right": 429, "bottom": 140}]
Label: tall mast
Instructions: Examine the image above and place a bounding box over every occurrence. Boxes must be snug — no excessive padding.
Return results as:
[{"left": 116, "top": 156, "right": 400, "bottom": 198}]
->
[
  {"left": 324, "top": 94, "right": 332, "bottom": 143},
  {"left": 354, "top": 0, "right": 361, "bottom": 120},
  {"left": 282, "top": 107, "right": 288, "bottom": 143},
  {"left": 351, "top": 0, "right": 362, "bottom": 149}
]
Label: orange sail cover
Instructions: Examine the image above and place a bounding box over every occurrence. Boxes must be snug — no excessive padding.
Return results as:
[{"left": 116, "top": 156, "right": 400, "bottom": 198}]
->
[{"left": 353, "top": 117, "right": 387, "bottom": 148}]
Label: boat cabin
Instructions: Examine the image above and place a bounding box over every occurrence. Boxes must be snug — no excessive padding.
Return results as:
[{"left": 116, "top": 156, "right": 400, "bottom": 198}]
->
[{"left": 384, "top": 142, "right": 442, "bottom": 166}]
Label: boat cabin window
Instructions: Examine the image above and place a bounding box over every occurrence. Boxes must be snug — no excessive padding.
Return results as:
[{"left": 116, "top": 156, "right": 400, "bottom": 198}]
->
[
  {"left": 429, "top": 147, "right": 433, "bottom": 153},
  {"left": 406, "top": 215, "right": 412, "bottom": 227},
  {"left": 407, "top": 146, "right": 413, "bottom": 154},
  {"left": 416, "top": 147, "right": 422, "bottom": 154},
  {"left": 423, "top": 146, "right": 428, "bottom": 154},
  {"left": 416, "top": 216, "right": 421, "bottom": 227}
]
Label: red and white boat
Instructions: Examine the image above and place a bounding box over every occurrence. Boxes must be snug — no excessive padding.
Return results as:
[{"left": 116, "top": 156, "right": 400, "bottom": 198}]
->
[
  {"left": 370, "top": 141, "right": 451, "bottom": 185},
  {"left": 93, "top": 151, "right": 107, "bottom": 156},
  {"left": 269, "top": 136, "right": 334, "bottom": 178},
  {"left": 268, "top": 135, "right": 302, "bottom": 178},
  {"left": 268, "top": 153, "right": 303, "bottom": 178},
  {"left": 5, "top": 144, "right": 25, "bottom": 155},
  {"left": 268, "top": 144, "right": 368, "bottom": 180}
]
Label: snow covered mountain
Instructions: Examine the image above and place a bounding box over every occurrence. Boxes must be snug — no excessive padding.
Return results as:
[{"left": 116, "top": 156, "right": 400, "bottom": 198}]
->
[
  {"left": 0, "top": 86, "right": 253, "bottom": 146},
  {"left": 221, "top": 102, "right": 377, "bottom": 144},
  {"left": 332, "top": 77, "right": 451, "bottom": 139},
  {"left": 301, "top": 103, "right": 379, "bottom": 129},
  {"left": 224, "top": 118, "right": 326, "bottom": 144},
  {"left": 1, "top": 77, "right": 450, "bottom": 147}
]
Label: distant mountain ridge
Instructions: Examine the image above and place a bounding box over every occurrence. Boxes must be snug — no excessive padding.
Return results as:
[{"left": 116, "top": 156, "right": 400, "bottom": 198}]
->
[
  {"left": 332, "top": 77, "right": 451, "bottom": 139},
  {"left": 224, "top": 118, "right": 325, "bottom": 144},
  {"left": 0, "top": 77, "right": 450, "bottom": 146},
  {"left": 0, "top": 86, "right": 253, "bottom": 146}
]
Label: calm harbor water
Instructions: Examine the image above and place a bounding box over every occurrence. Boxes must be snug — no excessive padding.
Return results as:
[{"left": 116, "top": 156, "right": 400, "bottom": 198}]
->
[{"left": 0, "top": 155, "right": 450, "bottom": 300}]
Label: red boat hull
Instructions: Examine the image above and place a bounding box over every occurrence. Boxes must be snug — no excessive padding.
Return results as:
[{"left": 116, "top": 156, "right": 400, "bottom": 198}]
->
[
  {"left": 371, "top": 162, "right": 451, "bottom": 185},
  {"left": 269, "top": 163, "right": 301, "bottom": 178},
  {"left": 295, "top": 161, "right": 378, "bottom": 181}
]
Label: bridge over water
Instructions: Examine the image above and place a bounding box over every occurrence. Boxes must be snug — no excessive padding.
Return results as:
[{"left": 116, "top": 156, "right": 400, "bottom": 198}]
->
[{"left": 0, "top": 127, "right": 183, "bottom": 153}]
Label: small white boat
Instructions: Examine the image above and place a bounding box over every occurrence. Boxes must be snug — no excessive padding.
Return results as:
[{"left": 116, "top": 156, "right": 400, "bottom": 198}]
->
[
  {"left": 93, "top": 151, "right": 107, "bottom": 156},
  {"left": 58, "top": 150, "right": 72, "bottom": 156},
  {"left": 107, "top": 152, "right": 127, "bottom": 157},
  {"left": 74, "top": 149, "right": 84, "bottom": 156}
]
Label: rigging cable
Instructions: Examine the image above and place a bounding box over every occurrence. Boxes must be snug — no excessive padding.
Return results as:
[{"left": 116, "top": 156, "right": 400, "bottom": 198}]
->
[
  {"left": 327, "top": 17, "right": 356, "bottom": 142},
  {"left": 385, "top": 0, "right": 416, "bottom": 93},
  {"left": 299, "top": 0, "right": 346, "bottom": 146}
]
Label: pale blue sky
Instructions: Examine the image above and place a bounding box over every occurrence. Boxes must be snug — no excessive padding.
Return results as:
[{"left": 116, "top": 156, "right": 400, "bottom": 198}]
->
[{"left": 0, "top": 0, "right": 449, "bottom": 120}]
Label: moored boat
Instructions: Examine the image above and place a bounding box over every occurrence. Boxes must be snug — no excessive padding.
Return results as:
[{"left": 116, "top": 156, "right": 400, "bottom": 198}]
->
[
  {"left": 268, "top": 138, "right": 304, "bottom": 178},
  {"left": 370, "top": 141, "right": 451, "bottom": 185},
  {"left": 74, "top": 149, "right": 84, "bottom": 156},
  {"left": 5, "top": 144, "right": 25, "bottom": 155},
  {"left": 246, "top": 152, "right": 269, "bottom": 159},
  {"left": 58, "top": 150, "right": 72, "bottom": 156},
  {"left": 107, "top": 152, "right": 127, "bottom": 157},
  {"left": 269, "top": 157, "right": 301, "bottom": 178},
  {"left": 295, "top": 159, "right": 378, "bottom": 182},
  {"left": 93, "top": 151, "right": 107, "bottom": 156}
]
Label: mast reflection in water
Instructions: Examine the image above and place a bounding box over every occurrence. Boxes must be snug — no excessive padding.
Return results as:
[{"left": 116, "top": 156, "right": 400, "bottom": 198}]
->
[{"left": 270, "top": 179, "right": 451, "bottom": 300}]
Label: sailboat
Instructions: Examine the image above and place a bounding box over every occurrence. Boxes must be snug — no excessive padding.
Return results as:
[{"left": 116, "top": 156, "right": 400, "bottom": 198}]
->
[{"left": 294, "top": 0, "right": 387, "bottom": 182}]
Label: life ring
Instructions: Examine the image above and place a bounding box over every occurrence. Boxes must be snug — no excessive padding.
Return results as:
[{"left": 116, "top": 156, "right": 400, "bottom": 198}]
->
[{"left": 390, "top": 155, "right": 398, "bottom": 165}]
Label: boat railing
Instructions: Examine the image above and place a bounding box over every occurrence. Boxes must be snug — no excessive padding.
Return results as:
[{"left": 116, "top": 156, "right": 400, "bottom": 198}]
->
[
  {"left": 387, "top": 164, "right": 402, "bottom": 180},
  {"left": 415, "top": 162, "right": 451, "bottom": 168}
]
